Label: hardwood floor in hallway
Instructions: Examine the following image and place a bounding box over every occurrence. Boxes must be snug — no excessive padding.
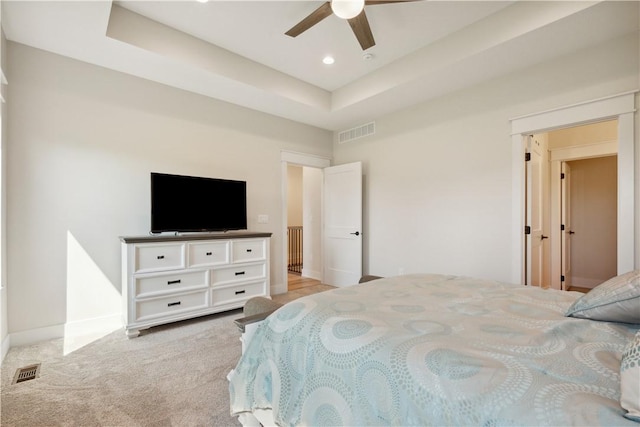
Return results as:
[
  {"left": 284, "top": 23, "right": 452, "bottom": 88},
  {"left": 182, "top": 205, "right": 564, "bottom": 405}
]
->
[
  {"left": 287, "top": 273, "right": 323, "bottom": 290},
  {"left": 271, "top": 273, "right": 335, "bottom": 306}
]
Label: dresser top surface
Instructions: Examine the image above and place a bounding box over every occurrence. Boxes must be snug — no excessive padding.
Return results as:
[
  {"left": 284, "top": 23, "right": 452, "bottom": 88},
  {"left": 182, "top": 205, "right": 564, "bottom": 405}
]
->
[{"left": 120, "top": 231, "right": 272, "bottom": 244}]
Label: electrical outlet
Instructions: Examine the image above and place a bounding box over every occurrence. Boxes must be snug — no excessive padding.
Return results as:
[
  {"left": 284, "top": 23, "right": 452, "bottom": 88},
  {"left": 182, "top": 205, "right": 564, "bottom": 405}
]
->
[
  {"left": 257, "top": 214, "right": 269, "bottom": 224},
  {"left": 398, "top": 267, "right": 405, "bottom": 275}
]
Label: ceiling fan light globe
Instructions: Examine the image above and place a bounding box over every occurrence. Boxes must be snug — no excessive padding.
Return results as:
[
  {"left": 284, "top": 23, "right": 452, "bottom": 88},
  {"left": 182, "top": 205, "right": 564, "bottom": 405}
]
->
[{"left": 331, "top": 0, "right": 365, "bottom": 19}]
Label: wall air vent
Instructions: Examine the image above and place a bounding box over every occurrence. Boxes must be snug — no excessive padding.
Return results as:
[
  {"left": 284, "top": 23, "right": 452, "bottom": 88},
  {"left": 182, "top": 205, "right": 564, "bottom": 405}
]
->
[{"left": 338, "top": 121, "right": 375, "bottom": 144}]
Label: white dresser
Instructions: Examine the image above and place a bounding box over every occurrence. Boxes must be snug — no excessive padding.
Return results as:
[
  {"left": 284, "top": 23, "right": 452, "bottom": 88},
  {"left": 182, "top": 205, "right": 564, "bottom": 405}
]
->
[{"left": 120, "top": 232, "right": 271, "bottom": 337}]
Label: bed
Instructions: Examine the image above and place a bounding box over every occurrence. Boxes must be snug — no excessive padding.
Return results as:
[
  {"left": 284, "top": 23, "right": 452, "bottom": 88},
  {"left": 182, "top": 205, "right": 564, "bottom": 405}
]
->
[{"left": 228, "top": 272, "right": 640, "bottom": 426}]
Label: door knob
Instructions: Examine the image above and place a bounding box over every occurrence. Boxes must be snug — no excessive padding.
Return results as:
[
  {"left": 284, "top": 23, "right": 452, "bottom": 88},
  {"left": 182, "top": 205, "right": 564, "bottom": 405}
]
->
[
  {"left": 541, "top": 235, "right": 549, "bottom": 240},
  {"left": 350, "top": 231, "right": 360, "bottom": 236},
  {"left": 568, "top": 230, "right": 575, "bottom": 235}
]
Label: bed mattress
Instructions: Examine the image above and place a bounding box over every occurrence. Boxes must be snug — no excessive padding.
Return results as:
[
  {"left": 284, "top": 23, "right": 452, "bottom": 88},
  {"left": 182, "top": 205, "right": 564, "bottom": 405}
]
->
[{"left": 229, "top": 274, "right": 638, "bottom": 426}]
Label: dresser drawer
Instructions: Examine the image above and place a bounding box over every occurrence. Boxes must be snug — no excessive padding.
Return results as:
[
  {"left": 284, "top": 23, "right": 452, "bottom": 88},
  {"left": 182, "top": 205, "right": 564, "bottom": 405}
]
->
[
  {"left": 211, "top": 281, "right": 267, "bottom": 307},
  {"left": 232, "top": 239, "right": 266, "bottom": 263},
  {"left": 135, "top": 270, "right": 208, "bottom": 298},
  {"left": 135, "top": 290, "right": 208, "bottom": 322},
  {"left": 211, "top": 263, "right": 266, "bottom": 286},
  {"left": 135, "top": 243, "right": 185, "bottom": 273},
  {"left": 188, "top": 241, "right": 229, "bottom": 268}
]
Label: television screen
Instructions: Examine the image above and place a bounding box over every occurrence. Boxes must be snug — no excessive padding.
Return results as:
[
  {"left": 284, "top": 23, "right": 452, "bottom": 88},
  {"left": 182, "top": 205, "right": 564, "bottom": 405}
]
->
[{"left": 151, "top": 172, "right": 247, "bottom": 233}]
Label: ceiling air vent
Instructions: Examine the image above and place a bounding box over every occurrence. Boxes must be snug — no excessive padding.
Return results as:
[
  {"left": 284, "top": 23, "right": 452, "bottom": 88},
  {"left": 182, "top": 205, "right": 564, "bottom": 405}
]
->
[{"left": 338, "top": 121, "right": 375, "bottom": 144}]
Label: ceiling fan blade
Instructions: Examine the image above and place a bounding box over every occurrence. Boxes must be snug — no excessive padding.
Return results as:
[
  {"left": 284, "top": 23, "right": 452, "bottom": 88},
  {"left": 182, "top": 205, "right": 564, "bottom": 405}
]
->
[
  {"left": 285, "top": 2, "right": 333, "bottom": 37},
  {"left": 348, "top": 10, "right": 375, "bottom": 51},
  {"left": 365, "top": 0, "right": 422, "bottom": 4}
]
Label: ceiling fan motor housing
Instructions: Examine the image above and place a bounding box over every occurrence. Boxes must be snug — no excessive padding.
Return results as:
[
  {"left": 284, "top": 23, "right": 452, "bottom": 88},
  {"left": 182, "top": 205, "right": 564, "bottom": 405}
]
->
[{"left": 331, "top": 0, "right": 365, "bottom": 20}]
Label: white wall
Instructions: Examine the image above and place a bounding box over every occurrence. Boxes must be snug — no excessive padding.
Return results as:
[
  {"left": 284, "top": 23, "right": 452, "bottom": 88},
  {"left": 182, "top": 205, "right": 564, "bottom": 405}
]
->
[
  {"left": 333, "top": 33, "right": 639, "bottom": 283},
  {"left": 302, "top": 167, "right": 322, "bottom": 280},
  {"left": 287, "top": 165, "right": 302, "bottom": 227},
  {"left": 6, "top": 42, "right": 332, "bottom": 337}
]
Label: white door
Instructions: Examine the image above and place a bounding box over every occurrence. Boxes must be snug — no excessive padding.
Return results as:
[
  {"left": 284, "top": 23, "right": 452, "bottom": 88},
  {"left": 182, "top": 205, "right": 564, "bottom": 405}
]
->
[
  {"left": 323, "top": 162, "right": 362, "bottom": 287},
  {"left": 561, "top": 162, "right": 572, "bottom": 290},
  {"left": 526, "top": 136, "right": 547, "bottom": 287}
]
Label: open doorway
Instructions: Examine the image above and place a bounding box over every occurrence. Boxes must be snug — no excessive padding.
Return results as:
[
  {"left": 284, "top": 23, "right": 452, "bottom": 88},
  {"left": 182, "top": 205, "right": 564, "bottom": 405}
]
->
[
  {"left": 511, "top": 92, "right": 635, "bottom": 288},
  {"left": 280, "top": 153, "right": 363, "bottom": 293},
  {"left": 526, "top": 119, "right": 619, "bottom": 290},
  {"left": 286, "top": 165, "right": 323, "bottom": 291}
]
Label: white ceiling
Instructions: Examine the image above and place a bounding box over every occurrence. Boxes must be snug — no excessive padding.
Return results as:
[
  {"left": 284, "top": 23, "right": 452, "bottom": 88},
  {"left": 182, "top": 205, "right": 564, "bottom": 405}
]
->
[{"left": 2, "top": 1, "right": 638, "bottom": 131}]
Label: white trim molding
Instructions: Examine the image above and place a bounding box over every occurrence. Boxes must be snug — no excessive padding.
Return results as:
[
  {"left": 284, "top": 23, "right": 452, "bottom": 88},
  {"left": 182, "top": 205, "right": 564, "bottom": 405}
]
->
[
  {"left": 280, "top": 150, "right": 331, "bottom": 169},
  {"left": 1, "top": 333, "right": 9, "bottom": 362},
  {"left": 511, "top": 91, "right": 636, "bottom": 135},
  {"left": 9, "top": 323, "right": 65, "bottom": 348},
  {"left": 510, "top": 91, "right": 637, "bottom": 285},
  {"left": 8, "top": 313, "right": 122, "bottom": 351},
  {"left": 549, "top": 140, "right": 617, "bottom": 162}
]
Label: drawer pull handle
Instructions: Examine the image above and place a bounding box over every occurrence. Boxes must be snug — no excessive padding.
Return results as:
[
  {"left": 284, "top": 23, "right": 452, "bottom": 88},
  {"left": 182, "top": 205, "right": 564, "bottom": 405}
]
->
[
  {"left": 206, "top": 252, "right": 212, "bottom": 256},
  {"left": 167, "top": 280, "right": 181, "bottom": 285},
  {"left": 246, "top": 249, "right": 252, "bottom": 253},
  {"left": 235, "top": 290, "right": 246, "bottom": 295},
  {"left": 157, "top": 255, "right": 165, "bottom": 260},
  {"left": 235, "top": 271, "right": 246, "bottom": 276},
  {"left": 167, "top": 301, "right": 181, "bottom": 307}
]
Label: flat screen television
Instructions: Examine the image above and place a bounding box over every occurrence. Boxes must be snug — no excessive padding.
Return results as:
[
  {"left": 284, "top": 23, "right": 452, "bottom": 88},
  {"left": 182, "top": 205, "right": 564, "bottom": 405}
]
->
[{"left": 151, "top": 172, "right": 247, "bottom": 233}]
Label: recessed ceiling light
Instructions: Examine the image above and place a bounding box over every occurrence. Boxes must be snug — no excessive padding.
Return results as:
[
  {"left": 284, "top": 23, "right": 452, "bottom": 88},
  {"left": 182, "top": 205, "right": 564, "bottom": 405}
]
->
[
  {"left": 196, "top": 0, "right": 209, "bottom": 3},
  {"left": 323, "top": 56, "right": 335, "bottom": 65}
]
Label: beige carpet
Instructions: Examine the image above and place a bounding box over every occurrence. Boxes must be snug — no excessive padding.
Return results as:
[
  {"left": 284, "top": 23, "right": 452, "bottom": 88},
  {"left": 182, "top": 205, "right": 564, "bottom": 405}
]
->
[
  {"left": 1, "top": 283, "right": 333, "bottom": 426},
  {"left": 2, "top": 310, "right": 244, "bottom": 426}
]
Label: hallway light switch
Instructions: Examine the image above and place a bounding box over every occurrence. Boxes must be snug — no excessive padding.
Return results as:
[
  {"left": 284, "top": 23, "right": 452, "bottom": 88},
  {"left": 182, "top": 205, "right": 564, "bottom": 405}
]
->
[{"left": 258, "top": 214, "right": 269, "bottom": 224}]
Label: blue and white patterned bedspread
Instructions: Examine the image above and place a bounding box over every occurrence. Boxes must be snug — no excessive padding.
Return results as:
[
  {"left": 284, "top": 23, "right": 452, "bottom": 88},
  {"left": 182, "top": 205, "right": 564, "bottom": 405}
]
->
[{"left": 229, "top": 274, "right": 639, "bottom": 426}]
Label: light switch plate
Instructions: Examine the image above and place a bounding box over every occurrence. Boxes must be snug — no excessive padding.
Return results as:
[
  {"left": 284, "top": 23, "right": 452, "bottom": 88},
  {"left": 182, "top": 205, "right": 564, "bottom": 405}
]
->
[{"left": 258, "top": 214, "right": 269, "bottom": 224}]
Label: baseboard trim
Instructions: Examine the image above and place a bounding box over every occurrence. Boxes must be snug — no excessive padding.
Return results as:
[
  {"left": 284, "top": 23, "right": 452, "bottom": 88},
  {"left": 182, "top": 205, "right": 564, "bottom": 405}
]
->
[
  {"left": 1, "top": 333, "right": 10, "bottom": 363},
  {"left": 271, "top": 281, "right": 287, "bottom": 295},
  {"left": 10, "top": 323, "right": 65, "bottom": 347},
  {"left": 63, "top": 314, "right": 123, "bottom": 353},
  {"left": 301, "top": 268, "right": 322, "bottom": 281},
  {"left": 571, "top": 276, "right": 603, "bottom": 288},
  {"left": 9, "top": 313, "right": 123, "bottom": 348}
]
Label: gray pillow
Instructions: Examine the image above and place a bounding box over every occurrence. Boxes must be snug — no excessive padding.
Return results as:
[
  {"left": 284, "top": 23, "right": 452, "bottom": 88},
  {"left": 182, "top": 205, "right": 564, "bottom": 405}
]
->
[{"left": 565, "top": 270, "right": 640, "bottom": 324}]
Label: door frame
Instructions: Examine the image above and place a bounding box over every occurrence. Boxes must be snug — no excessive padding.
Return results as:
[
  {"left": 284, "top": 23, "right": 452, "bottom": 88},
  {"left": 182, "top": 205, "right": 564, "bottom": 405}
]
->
[
  {"left": 279, "top": 151, "right": 331, "bottom": 295},
  {"left": 510, "top": 91, "right": 636, "bottom": 285}
]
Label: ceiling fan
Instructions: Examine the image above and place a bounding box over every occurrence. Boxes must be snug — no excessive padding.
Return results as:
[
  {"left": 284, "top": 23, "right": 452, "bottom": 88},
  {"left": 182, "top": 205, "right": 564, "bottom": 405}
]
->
[{"left": 285, "top": 0, "right": 421, "bottom": 51}]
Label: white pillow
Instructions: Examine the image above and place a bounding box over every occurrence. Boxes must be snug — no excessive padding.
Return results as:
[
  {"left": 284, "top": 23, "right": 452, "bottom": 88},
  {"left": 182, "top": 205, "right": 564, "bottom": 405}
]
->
[
  {"left": 565, "top": 270, "right": 640, "bottom": 324},
  {"left": 621, "top": 331, "right": 640, "bottom": 421}
]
